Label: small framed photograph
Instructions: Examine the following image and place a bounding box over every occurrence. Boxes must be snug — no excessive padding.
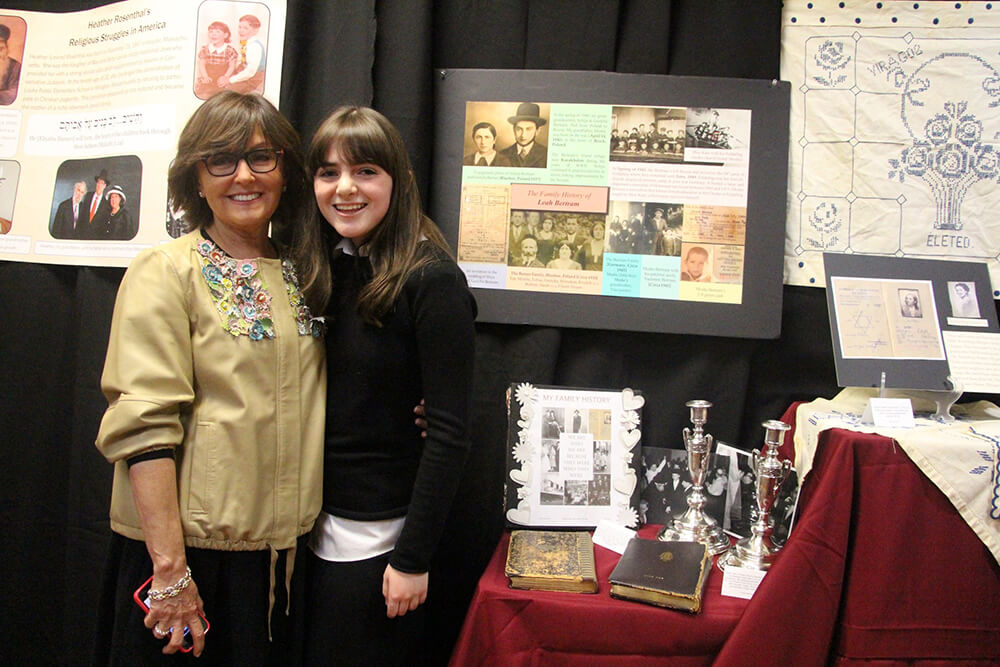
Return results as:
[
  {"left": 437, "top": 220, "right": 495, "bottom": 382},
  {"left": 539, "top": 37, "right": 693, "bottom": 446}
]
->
[
  {"left": 638, "top": 447, "right": 730, "bottom": 528},
  {"left": 504, "top": 383, "right": 644, "bottom": 529},
  {"left": 716, "top": 441, "right": 800, "bottom": 542}
]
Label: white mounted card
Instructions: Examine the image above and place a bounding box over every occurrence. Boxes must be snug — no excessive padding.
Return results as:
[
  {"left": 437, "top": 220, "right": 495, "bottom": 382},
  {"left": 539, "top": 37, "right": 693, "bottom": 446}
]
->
[
  {"left": 720, "top": 565, "right": 767, "bottom": 599},
  {"left": 942, "top": 331, "right": 1000, "bottom": 393},
  {"left": 592, "top": 520, "right": 636, "bottom": 555},
  {"left": 861, "top": 397, "right": 915, "bottom": 428}
]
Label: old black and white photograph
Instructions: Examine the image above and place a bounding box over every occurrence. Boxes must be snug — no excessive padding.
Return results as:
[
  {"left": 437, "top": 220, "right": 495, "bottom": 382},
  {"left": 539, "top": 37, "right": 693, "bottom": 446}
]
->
[
  {"left": 685, "top": 107, "right": 749, "bottom": 150},
  {"left": 610, "top": 105, "right": 686, "bottom": 163},
  {"left": 639, "top": 446, "right": 730, "bottom": 527},
  {"left": 716, "top": 441, "right": 800, "bottom": 541}
]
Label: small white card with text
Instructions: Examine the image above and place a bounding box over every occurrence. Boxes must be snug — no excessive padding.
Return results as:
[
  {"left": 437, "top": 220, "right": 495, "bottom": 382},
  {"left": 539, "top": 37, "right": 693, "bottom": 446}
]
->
[
  {"left": 720, "top": 565, "right": 768, "bottom": 599},
  {"left": 861, "top": 397, "right": 915, "bottom": 428},
  {"left": 592, "top": 520, "right": 636, "bottom": 555}
]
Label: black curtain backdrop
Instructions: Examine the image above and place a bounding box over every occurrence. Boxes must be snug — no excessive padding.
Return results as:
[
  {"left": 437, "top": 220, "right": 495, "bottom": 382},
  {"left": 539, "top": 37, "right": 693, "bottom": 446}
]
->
[{"left": 3, "top": 1, "right": 994, "bottom": 665}]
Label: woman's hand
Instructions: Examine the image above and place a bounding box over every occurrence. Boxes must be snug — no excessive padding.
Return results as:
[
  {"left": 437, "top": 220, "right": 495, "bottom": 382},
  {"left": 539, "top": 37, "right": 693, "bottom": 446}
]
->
[
  {"left": 143, "top": 574, "right": 207, "bottom": 656},
  {"left": 127, "top": 458, "right": 207, "bottom": 655},
  {"left": 382, "top": 564, "right": 428, "bottom": 618}
]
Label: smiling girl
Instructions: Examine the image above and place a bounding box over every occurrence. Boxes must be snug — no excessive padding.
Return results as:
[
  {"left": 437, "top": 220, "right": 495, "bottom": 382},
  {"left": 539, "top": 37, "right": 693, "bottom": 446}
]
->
[
  {"left": 295, "top": 106, "right": 477, "bottom": 665},
  {"left": 194, "top": 20, "right": 239, "bottom": 99}
]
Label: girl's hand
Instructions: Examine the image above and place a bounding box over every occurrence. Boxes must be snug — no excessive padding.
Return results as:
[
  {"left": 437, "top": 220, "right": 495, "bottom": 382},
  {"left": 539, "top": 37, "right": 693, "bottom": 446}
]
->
[
  {"left": 382, "top": 564, "right": 428, "bottom": 618},
  {"left": 413, "top": 399, "right": 428, "bottom": 438}
]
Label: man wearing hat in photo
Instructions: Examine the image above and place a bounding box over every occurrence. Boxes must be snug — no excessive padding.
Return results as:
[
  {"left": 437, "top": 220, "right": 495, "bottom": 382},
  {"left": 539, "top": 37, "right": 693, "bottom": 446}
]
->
[
  {"left": 499, "top": 102, "right": 548, "bottom": 168},
  {"left": 104, "top": 184, "right": 136, "bottom": 240},
  {"left": 666, "top": 467, "right": 692, "bottom": 518},
  {"left": 80, "top": 169, "right": 111, "bottom": 239}
]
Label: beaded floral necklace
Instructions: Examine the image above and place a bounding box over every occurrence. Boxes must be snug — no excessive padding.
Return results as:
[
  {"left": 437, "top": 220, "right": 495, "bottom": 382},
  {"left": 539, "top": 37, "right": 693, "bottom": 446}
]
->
[{"left": 195, "top": 236, "right": 323, "bottom": 340}]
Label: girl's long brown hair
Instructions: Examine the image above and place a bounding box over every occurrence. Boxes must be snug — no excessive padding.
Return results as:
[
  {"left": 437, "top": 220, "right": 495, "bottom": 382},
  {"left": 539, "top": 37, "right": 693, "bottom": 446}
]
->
[{"left": 295, "top": 106, "right": 450, "bottom": 324}]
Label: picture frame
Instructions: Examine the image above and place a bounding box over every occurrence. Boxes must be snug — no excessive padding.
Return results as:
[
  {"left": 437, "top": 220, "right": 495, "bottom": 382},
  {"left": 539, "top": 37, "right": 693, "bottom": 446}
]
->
[
  {"left": 638, "top": 446, "right": 730, "bottom": 528},
  {"left": 715, "top": 441, "right": 800, "bottom": 542},
  {"left": 504, "top": 382, "right": 644, "bottom": 529}
]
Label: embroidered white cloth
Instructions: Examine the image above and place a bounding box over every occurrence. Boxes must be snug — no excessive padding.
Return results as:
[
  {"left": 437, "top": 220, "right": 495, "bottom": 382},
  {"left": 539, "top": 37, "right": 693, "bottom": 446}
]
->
[
  {"left": 780, "top": 2, "right": 1000, "bottom": 290},
  {"left": 794, "top": 387, "right": 1000, "bottom": 564}
]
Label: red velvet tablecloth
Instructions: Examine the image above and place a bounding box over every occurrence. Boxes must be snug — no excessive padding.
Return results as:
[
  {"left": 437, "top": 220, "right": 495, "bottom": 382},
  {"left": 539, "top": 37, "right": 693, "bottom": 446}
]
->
[
  {"left": 716, "top": 403, "right": 1000, "bottom": 666},
  {"left": 450, "top": 403, "right": 1000, "bottom": 666},
  {"left": 448, "top": 523, "right": 748, "bottom": 666}
]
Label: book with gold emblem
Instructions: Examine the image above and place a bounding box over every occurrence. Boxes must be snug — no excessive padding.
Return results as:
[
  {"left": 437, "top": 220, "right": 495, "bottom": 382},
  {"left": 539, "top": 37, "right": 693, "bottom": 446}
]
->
[
  {"left": 504, "top": 529, "right": 598, "bottom": 593},
  {"left": 608, "top": 538, "right": 711, "bottom": 612}
]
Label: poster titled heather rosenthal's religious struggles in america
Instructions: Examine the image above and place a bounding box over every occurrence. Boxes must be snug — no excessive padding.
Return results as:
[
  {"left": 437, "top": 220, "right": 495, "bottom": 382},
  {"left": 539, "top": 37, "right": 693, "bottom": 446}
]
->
[{"left": 0, "top": 0, "right": 285, "bottom": 268}]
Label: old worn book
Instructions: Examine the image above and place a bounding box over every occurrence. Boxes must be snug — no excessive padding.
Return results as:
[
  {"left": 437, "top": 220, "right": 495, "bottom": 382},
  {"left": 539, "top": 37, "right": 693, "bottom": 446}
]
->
[
  {"left": 608, "top": 538, "right": 711, "bottom": 612},
  {"left": 505, "top": 529, "right": 598, "bottom": 593}
]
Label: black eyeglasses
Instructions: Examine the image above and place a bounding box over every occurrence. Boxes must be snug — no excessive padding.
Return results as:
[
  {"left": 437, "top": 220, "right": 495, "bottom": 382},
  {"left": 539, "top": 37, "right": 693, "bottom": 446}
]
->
[{"left": 201, "top": 148, "right": 284, "bottom": 177}]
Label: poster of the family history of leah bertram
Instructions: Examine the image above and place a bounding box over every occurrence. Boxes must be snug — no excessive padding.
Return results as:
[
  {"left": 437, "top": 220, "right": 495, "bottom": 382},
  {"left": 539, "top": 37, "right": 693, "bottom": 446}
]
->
[
  {"left": 0, "top": 0, "right": 285, "bottom": 268},
  {"left": 456, "top": 102, "right": 751, "bottom": 305}
]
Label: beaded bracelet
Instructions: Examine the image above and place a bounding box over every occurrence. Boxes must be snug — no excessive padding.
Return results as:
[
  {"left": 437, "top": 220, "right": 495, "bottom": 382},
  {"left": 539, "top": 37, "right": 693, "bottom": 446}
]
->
[{"left": 148, "top": 566, "right": 193, "bottom": 601}]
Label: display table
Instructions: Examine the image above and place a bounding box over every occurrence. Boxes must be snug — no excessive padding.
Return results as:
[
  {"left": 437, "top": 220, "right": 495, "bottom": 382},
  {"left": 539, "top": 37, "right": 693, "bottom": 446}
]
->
[
  {"left": 716, "top": 402, "right": 1000, "bottom": 665},
  {"left": 450, "top": 403, "right": 1000, "bottom": 666},
  {"left": 448, "top": 523, "right": 748, "bottom": 666}
]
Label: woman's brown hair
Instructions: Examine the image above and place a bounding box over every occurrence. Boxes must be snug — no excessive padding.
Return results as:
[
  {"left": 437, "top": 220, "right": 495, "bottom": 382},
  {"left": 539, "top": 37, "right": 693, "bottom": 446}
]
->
[{"left": 166, "top": 91, "right": 307, "bottom": 239}]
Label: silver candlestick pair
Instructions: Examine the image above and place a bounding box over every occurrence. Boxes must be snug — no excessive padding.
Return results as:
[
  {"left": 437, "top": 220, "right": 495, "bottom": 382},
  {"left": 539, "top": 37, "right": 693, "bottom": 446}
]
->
[{"left": 657, "top": 401, "right": 793, "bottom": 571}]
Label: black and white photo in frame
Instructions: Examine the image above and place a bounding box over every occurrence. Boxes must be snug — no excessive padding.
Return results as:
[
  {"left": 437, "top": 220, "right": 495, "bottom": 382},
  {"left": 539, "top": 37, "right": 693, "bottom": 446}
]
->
[
  {"left": 716, "top": 441, "right": 800, "bottom": 542},
  {"left": 639, "top": 446, "right": 730, "bottom": 527}
]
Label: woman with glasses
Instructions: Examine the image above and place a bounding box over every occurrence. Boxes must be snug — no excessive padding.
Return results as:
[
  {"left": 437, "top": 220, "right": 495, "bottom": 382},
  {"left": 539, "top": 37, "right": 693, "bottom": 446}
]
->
[{"left": 94, "top": 91, "right": 325, "bottom": 663}]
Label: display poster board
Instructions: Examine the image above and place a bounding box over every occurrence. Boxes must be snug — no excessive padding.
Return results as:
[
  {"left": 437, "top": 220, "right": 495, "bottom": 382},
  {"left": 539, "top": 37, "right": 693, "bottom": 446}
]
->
[
  {"left": 504, "top": 383, "right": 643, "bottom": 529},
  {"left": 0, "top": 0, "right": 286, "bottom": 267},
  {"left": 824, "top": 252, "right": 1000, "bottom": 392},
  {"left": 431, "top": 69, "right": 790, "bottom": 337}
]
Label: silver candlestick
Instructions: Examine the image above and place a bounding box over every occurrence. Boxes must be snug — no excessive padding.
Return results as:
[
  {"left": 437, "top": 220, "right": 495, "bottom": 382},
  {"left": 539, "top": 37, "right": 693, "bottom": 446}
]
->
[
  {"left": 718, "top": 419, "right": 793, "bottom": 571},
  {"left": 657, "top": 400, "right": 731, "bottom": 555}
]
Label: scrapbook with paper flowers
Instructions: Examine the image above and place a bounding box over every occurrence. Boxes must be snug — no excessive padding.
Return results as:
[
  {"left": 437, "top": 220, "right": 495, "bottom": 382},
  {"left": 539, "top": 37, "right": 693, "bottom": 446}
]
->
[{"left": 504, "top": 382, "right": 644, "bottom": 529}]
